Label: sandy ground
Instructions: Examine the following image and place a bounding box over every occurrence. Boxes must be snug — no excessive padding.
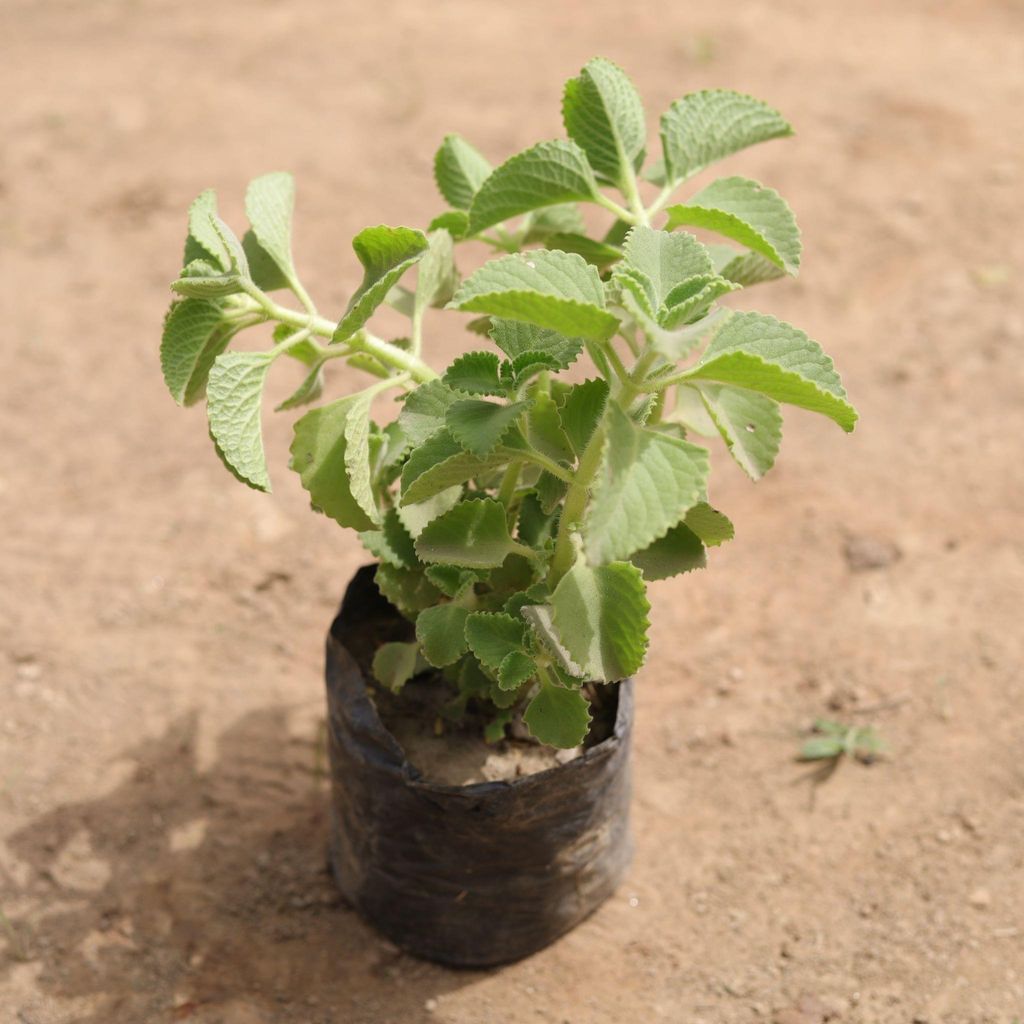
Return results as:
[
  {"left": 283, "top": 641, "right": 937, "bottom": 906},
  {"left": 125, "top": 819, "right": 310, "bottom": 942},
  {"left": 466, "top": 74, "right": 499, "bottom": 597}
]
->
[{"left": 2, "top": 0, "right": 1023, "bottom": 1021}]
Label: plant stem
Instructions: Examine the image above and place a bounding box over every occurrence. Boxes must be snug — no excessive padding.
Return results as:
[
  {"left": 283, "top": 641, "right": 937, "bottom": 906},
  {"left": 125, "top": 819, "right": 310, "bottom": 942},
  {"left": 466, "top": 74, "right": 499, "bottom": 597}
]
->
[
  {"left": 593, "top": 192, "right": 637, "bottom": 224},
  {"left": 620, "top": 165, "right": 650, "bottom": 228},
  {"left": 547, "top": 425, "right": 606, "bottom": 587}
]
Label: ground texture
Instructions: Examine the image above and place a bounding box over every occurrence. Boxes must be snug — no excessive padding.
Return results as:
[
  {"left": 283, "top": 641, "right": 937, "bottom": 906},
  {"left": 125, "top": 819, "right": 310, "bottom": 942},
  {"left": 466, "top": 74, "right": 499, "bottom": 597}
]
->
[{"left": 2, "top": 1, "right": 1023, "bottom": 1021}]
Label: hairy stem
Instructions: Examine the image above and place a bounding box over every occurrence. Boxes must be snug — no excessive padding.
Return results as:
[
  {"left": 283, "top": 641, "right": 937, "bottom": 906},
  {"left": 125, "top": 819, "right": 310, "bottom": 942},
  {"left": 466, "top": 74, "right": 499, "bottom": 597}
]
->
[{"left": 547, "top": 425, "right": 606, "bottom": 587}]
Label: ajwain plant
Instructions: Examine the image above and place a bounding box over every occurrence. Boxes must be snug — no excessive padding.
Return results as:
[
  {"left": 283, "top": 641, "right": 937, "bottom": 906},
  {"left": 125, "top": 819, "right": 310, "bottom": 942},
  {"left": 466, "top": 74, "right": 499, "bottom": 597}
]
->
[{"left": 160, "top": 59, "right": 857, "bottom": 749}]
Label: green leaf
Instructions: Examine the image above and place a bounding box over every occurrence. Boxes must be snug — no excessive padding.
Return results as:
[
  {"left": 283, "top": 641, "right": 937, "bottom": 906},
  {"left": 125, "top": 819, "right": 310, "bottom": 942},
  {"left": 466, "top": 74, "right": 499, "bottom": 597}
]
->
[
  {"left": 665, "top": 176, "right": 801, "bottom": 274},
  {"left": 550, "top": 559, "right": 650, "bottom": 682},
  {"left": 359, "top": 509, "right": 419, "bottom": 569},
  {"left": 374, "top": 563, "right": 442, "bottom": 617},
  {"left": 517, "top": 492, "right": 558, "bottom": 547},
  {"left": 659, "top": 89, "right": 793, "bottom": 184},
  {"left": 372, "top": 641, "right": 429, "bottom": 693},
  {"left": 244, "top": 172, "right": 296, "bottom": 282},
  {"left": 424, "top": 565, "right": 479, "bottom": 599},
  {"left": 184, "top": 189, "right": 228, "bottom": 269},
  {"left": 334, "top": 226, "right": 428, "bottom": 342},
  {"left": 489, "top": 319, "right": 584, "bottom": 369},
  {"left": 274, "top": 362, "right": 325, "bottom": 412},
  {"left": 693, "top": 382, "right": 782, "bottom": 480},
  {"left": 659, "top": 275, "right": 740, "bottom": 330},
  {"left": 398, "top": 380, "right": 462, "bottom": 445},
  {"left": 799, "top": 736, "right": 844, "bottom": 761},
  {"left": 523, "top": 682, "right": 592, "bottom": 748},
  {"left": 443, "top": 351, "right": 504, "bottom": 395},
  {"left": 527, "top": 391, "right": 574, "bottom": 464},
  {"left": 557, "top": 378, "right": 609, "bottom": 458},
  {"left": 708, "top": 244, "right": 786, "bottom": 287},
  {"left": 340, "top": 389, "right": 381, "bottom": 525},
  {"left": 683, "top": 501, "right": 734, "bottom": 547},
  {"left": 242, "top": 230, "right": 291, "bottom": 292},
  {"left": 400, "top": 430, "right": 505, "bottom": 505},
  {"left": 171, "top": 261, "right": 243, "bottom": 299},
  {"left": 631, "top": 522, "right": 706, "bottom": 581},
  {"left": 468, "top": 140, "right": 600, "bottom": 235},
  {"left": 450, "top": 250, "right": 618, "bottom": 342},
  {"left": 414, "top": 228, "right": 459, "bottom": 319},
  {"left": 682, "top": 311, "right": 857, "bottom": 431},
  {"left": 415, "top": 497, "right": 529, "bottom": 569},
  {"left": 161, "top": 299, "right": 230, "bottom": 405},
  {"left": 562, "top": 57, "right": 646, "bottom": 190},
  {"left": 521, "top": 203, "right": 587, "bottom": 242},
  {"left": 396, "top": 485, "right": 463, "bottom": 539},
  {"left": 465, "top": 612, "right": 528, "bottom": 670},
  {"left": 415, "top": 603, "right": 471, "bottom": 667},
  {"left": 428, "top": 210, "right": 471, "bottom": 238},
  {"left": 498, "top": 651, "right": 537, "bottom": 692},
  {"left": 289, "top": 395, "right": 378, "bottom": 530},
  {"left": 208, "top": 213, "right": 250, "bottom": 278},
  {"left": 446, "top": 399, "right": 528, "bottom": 456},
  {"left": 584, "top": 401, "right": 709, "bottom": 565},
  {"left": 434, "top": 134, "right": 492, "bottom": 211},
  {"left": 521, "top": 604, "right": 585, "bottom": 677},
  {"left": 535, "top": 470, "right": 568, "bottom": 515},
  {"left": 206, "top": 352, "right": 274, "bottom": 492},
  {"left": 540, "top": 233, "right": 623, "bottom": 269},
  {"left": 620, "top": 225, "right": 714, "bottom": 308}
]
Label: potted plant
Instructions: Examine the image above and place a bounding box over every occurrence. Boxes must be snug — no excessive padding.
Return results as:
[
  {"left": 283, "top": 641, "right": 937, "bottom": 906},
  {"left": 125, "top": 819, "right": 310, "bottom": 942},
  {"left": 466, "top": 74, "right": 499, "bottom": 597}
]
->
[{"left": 159, "top": 58, "right": 856, "bottom": 966}]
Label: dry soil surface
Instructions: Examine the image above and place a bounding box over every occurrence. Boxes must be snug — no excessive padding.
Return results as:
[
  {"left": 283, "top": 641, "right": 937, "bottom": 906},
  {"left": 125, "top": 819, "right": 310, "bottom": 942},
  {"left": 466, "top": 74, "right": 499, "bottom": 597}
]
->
[{"left": 2, "top": 1, "right": 1023, "bottom": 1022}]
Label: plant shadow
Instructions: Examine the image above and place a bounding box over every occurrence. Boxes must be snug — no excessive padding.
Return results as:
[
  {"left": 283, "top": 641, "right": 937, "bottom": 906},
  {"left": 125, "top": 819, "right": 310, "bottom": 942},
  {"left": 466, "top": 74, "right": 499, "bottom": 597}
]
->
[{"left": 1, "top": 707, "right": 482, "bottom": 1023}]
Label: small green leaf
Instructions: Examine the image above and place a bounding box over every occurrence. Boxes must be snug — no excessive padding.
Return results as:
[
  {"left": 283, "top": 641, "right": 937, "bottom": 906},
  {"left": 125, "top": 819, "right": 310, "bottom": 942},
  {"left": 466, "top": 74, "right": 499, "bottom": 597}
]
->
[
  {"left": 523, "top": 682, "right": 591, "bottom": 749},
  {"left": 428, "top": 210, "right": 471, "bottom": 238},
  {"left": 373, "top": 641, "right": 429, "bottom": 693},
  {"left": 242, "top": 230, "right": 291, "bottom": 292},
  {"left": 485, "top": 708, "right": 514, "bottom": 743},
  {"left": 334, "top": 226, "right": 428, "bottom": 343},
  {"left": 161, "top": 299, "right": 230, "bottom": 405},
  {"left": 527, "top": 391, "right": 574, "bottom": 464},
  {"left": 557, "top": 378, "right": 609, "bottom": 458},
  {"left": 562, "top": 57, "right": 646, "bottom": 190},
  {"left": 799, "top": 736, "right": 844, "bottom": 761},
  {"left": 415, "top": 497, "right": 529, "bottom": 569},
  {"left": 359, "top": 509, "right": 419, "bottom": 568},
  {"left": 289, "top": 395, "right": 378, "bottom": 530},
  {"left": 659, "top": 89, "right": 793, "bottom": 185},
  {"left": 517, "top": 492, "right": 558, "bottom": 547},
  {"left": 434, "top": 134, "right": 493, "bottom": 211},
  {"left": 620, "top": 225, "right": 714, "bottom": 308},
  {"left": 374, "top": 563, "right": 442, "bottom": 617},
  {"left": 541, "top": 233, "right": 623, "bottom": 269},
  {"left": 498, "top": 651, "right": 537, "bottom": 691},
  {"left": 450, "top": 250, "right": 618, "bottom": 343},
  {"left": 631, "top": 522, "right": 706, "bottom": 581},
  {"left": 244, "top": 172, "right": 296, "bottom": 282},
  {"left": 521, "top": 604, "right": 585, "bottom": 677},
  {"left": 446, "top": 399, "right": 528, "bottom": 456},
  {"left": 550, "top": 559, "right": 650, "bottom": 682},
  {"left": 396, "top": 485, "right": 463, "bottom": 539},
  {"left": 535, "top": 470, "right": 568, "bottom": 515},
  {"left": 414, "top": 228, "right": 459, "bottom": 319},
  {"left": 682, "top": 502, "right": 735, "bottom": 547},
  {"left": 341, "top": 389, "right": 381, "bottom": 525},
  {"left": 694, "top": 382, "right": 782, "bottom": 480},
  {"left": 206, "top": 352, "right": 274, "bottom": 492},
  {"left": 400, "top": 430, "right": 506, "bottom": 505},
  {"left": 465, "top": 612, "right": 529, "bottom": 670},
  {"left": 659, "top": 275, "right": 740, "bottom": 330},
  {"left": 521, "top": 203, "right": 588, "bottom": 242},
  {"left": 184, "top": 189, "right": 228, "bottom": 269},
  {"left": 682, "top": 311, "right": 857, "bottom": 431},
  {"left": 274, "top": 362, "right": 325, "bottom": 412},
  {"left": 665, "top": 176, "right": 801, "bottom": 274},
  {"left": 424, "top": 565, "right": 479, "bottom": 598},
  {"left": 708, "top": 244, "right": 786, "bottom": 287},
  {"left": 416, "top": 603, "right": 471, "bottom": 667},
  {"left": 398, "top": 380, "right": 462, "bottom": 445},
  {"left": 443, "top": 351, "right": 504, "bottom": 396},
  {"left": 489, "top": 319, "right": 584, "bottom": 369},
  {"left": 468, "top": 139, "right": 600, "bottom": 235},
  {"left": 584, "top": 401, "right": 709, "bottom": 565}
]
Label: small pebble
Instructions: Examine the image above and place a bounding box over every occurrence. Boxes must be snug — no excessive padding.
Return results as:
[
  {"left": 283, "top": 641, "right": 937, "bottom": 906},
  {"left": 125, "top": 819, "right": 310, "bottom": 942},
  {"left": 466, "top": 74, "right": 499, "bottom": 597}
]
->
[
  {"left": 843, "top": 535, "right": 902, "bottom": 572},
  {"left": 425, "top": 997, "right": 438, "bottom": 1012},
  {"left": 968, "top": 887, "right": 991, "bottom": 909}
]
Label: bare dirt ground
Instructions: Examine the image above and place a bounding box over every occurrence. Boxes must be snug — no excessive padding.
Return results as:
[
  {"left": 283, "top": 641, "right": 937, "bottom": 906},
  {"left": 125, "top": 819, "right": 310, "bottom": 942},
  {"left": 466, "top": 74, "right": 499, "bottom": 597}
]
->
[{"left": 2, "top": 0, "right": 1023, "bottom": 1021}]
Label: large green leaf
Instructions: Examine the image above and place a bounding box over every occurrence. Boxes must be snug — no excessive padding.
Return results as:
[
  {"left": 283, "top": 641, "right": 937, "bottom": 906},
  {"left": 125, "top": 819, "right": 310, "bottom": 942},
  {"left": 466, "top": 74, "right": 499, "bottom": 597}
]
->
[
  {"left": 433, "top": 134, "right": 492, "bottom": 211},
  {"left": 415, "top": 604, "right": 471, "bottom": 667},
  {"left": 488, "top": 320, "right": 584, "bottom": 370},
  {"left": 693, "top": 382, "right": 782, "bottom": 480},
  {"left": 468, "top": 140, "right": 599, "bottom": 235},
  {"left": 400, "top": 430, "right": 506, "bottom": 505},
  {"left": 446, "top": 399, "right": 528, "bottom": 456},
  {"left": 631, "top": 523, "right": 706, "bottom": 581},
  {"left": 289, "top": 395, "right": 378, "bottom": 530},
  {"left": 682, "top": 311, "right": 857, "bottom": 431},
  {"left": 659, "top": 89, "right": 793, "bottom": 184},
  {"left": 449, "top": 250, "right": 619, "bottom": 342},
  {"left": 415, "top": 497, "right": 529, "bottom": 568},
  {"left": 584, "top": 401, "right": 709, "bottom": 565},
  {"left": 443, "top": 351, "right": 504, "bottom": 396},
  {"left": 206, "top": 352, "right": 274, "bottom": 492},
  {"left": 562, "top": 57, "right": 646, "bottom": 190},
  {"left": 334, "top": 226, "right": 428, "bottom": 342},
  {"left": 244, "top": 172, "right": 296, "bottom": 283},
  {"left": 665, "top": 176, "right": 801, "bottom": 274},
  {"left": 550, "top": 559, "right": 650, "bottom": 682},
  {"left": 161, "top": 299, "right": 230, "bottom": 405},
  {"left": 523, "top": 682, "right": 591, "bottom": 749}
]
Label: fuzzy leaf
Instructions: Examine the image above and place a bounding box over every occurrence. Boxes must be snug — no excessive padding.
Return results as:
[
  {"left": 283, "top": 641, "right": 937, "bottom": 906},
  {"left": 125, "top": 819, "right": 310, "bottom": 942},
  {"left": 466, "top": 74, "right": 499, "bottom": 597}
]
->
[
  {"left": 557, "top": 378, "right": 609, "bottom": 458},
  {"left": 206, "top": 352, "right": 274, "bottom": 492},
  {"left": 275, "top": 362, "right": 324, "bottom": 412},
  {"left": 443, "top": 351, "right": 504, "bottom": 396},
  {"left": 682, "top": 502, "right": 734, "bottom": 547},
  {"left": 550, "top": 559, "right": 650, "bottom": 682},
  {"left": 666, "top": 177, "right": 801, "bottom": 274},
  {"left": 709, "top": 244, "right": 786, "bottom": 287},
  {"left": 400, "top": 430, "right": 506, "bottom": 505},
  {"left": 374, "top": 564, "right": 442, "bottom": 617},
  {"left": 424, "top": 565, "right": 479, "bottom": 599},
  {"left": 244, "top": 172, "right": 296, "bottom": 282},
  {"left": 415, "top": 497, "right": 529, "bottom": 568},
  {"left": 620, "top": 225, "right": 714, "bottom": 308},
  {"left": 414, "top": 228, "right": 459, "bottom": 318},
  {"left": 465, "top": 612, "right": 528, "bottom": 670},
  {"left": 161, "top": 299, "right": 231, "bottom": 405},
  {"left": 468, "top": 139, "right": 599, "bottom": 235},
  {"left": 359, "top": 509, "right": 419, "bottom": 569},
  {"left": 428, "top": 210, "right": 471, "bottom": 238},
  {"left": 584, "top": 401, "right": 709, "bottom": 564},
  {"left": 434, "top": 134, "right": 492, "bottom": 211},
  {"left": 450, "top": 250, "right": 618, "bottom": 342},
  {"left": 521, "top": 604, "right": 585, "bottom": 677},
  {"left": 521, "top": 203, "right": 588, "bottom": 242},
  {"left": 562, "top": 57, "right": 646, "bottom": 189},
  {"left": 693, "top": 382, "right": 782, "bottom": 480},
  {"left": 446, "top": 399, "right": 528, "bottom": 456},
  {"left": 396, "top": 485, "right": 464, "bottom": 539},
  {"left": 372, "top": 641, "right": 429, "bottom": 693},
  {"left": 398, "top": 380, "right": 462, "bottom": 445},
  {"left": 523, "top": 683, "right": 591, "bottom": 748},
  {"left": 632, "top": 522, "right": 706, "bottom": 581},
  {"left": 659, "top": 89, "right": 793, "bottom": 184},
  {"left": 682, "top": 311, "right": 857, "bottom": 431},
  {"left": 184, "top": 189, "right": 228, "bottom": 269},
  {"left": 541, "top": 233, "right": 623, "bottom": 269},
  {"left": 289, "top": 395, "right": 377, "bottom": 530},
  {"left": 489, "top": 319, "right": 584, "bottom": 369},
  {"left": 525, "top": 391, "right": 574, "bottom": 464},
  {"left": 334, "top": 226, "right": 428, "bottom": 342},
  {"left": 659, "top": 275, "right": 740, "bottom": 330},
  {"left": 498, "top": 651, "right": 537, "bottom": 692},
  {"left": 415, "top": 604, "right": 471, "bottom": 667}
]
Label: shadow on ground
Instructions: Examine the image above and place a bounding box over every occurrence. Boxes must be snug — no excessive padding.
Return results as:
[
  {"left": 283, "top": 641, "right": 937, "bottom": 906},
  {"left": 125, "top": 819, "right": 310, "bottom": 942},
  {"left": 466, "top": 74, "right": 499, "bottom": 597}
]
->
[{"left": 2, "top": 708, "right": 480, "bottom": 1023}]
